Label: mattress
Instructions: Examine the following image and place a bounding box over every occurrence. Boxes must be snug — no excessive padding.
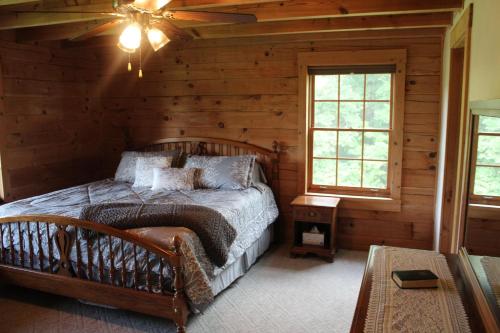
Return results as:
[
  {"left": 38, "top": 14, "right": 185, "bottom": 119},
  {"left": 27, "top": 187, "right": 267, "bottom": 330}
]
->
[{"left": 0, "top": 179, "right": 279, "bottom": 308}]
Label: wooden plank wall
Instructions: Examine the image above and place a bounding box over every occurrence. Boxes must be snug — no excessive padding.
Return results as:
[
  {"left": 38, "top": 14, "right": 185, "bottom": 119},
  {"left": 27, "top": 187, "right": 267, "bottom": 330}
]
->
[
  {"left": 79, "top": 28, "right": 444, "bottom": 249},
  {"left": 0, "top": 28, "right": 443, "bottom": 250},
  {"left": 0, "top": 36, "right": 109, "bottom": 201},
  {"left": 465, "top": 206, "right": 500, "bottom": 256}
]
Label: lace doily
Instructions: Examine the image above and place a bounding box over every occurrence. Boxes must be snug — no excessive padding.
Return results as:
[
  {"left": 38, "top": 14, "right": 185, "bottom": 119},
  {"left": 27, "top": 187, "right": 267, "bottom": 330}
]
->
[{"left": 365, "top": 246, "right": 471, "bottom": 333}]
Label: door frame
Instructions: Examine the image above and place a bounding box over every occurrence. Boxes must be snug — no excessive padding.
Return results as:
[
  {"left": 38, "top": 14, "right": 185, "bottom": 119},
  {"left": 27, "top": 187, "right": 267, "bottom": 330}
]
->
[
  {"left": 439, "top": 4, "right": 473, "bottom": 253},
  {"left": 0, "top": 57, "right": 6, "bottom": 202}
]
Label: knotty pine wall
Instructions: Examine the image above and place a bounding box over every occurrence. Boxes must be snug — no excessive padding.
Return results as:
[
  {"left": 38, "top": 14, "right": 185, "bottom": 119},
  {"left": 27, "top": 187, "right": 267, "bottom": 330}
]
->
[
  {"left": 0, "top": 36, "right": 109, "bottom": 201},
  {"left": 84, "top": 28, "right": 444, "bottom": 249},
  {"left": 0, "top": 28, "right": 444, "bottom": 249},
  {"left": 465, "top": 206, "right": 500, "bottom": 256}
]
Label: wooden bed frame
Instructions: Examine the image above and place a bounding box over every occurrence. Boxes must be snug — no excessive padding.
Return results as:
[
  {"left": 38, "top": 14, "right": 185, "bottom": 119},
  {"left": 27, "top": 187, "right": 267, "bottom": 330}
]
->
[{"left": 0, "top": 137, "right": 281, "bottom": 333}]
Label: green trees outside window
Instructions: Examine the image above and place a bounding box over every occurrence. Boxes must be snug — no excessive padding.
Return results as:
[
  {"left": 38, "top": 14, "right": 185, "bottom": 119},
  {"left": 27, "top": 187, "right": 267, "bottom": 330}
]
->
[
  {"left": 473, "top": 115, "right": 500, "bottom": 197},
  {"left": 311, "top": 73, "right": 392, "bottom": 190}
]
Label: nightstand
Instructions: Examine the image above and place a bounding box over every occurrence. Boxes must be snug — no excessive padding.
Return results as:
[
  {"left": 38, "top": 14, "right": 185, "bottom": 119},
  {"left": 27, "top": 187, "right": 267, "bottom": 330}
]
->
[{"left": 290, "top": 195, "right": 340, "bottom": 262}]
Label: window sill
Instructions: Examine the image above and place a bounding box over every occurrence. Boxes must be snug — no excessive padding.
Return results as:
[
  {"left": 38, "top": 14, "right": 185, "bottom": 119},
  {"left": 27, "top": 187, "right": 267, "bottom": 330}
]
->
[
  {"left": 468, "top": 204, "right": 500, "bottom": 220},
  {"left": 305, "top": 191, "right": 401, "bottom": 212}
]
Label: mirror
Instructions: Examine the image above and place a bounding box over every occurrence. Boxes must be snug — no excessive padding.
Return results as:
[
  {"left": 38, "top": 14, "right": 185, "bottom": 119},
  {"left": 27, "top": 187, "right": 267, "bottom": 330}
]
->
[
  {"left": 459, "top": 247, "right": 500, "bottom": 332},
  {"left": 463, "top": 100, "right": 500, "bottom": 256},
  {"left": 460, "top": 100, "right": 500, "bottom": 332}
]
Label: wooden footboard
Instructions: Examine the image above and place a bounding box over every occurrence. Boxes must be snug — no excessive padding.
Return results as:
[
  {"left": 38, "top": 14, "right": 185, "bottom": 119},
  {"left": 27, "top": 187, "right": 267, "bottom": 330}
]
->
[{"left": 0, "top": 215, "right": 189, "bottom": 333}]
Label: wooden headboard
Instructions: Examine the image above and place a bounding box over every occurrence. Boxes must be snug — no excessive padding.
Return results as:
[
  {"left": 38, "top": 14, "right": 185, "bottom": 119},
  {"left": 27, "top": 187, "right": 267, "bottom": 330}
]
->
[{"left": 140, "top": 137, "right": 281, "bottom": 198}]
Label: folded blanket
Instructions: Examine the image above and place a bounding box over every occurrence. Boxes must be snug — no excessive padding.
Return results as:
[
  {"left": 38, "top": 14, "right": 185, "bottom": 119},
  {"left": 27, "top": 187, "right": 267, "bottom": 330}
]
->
[{"left": 79, "top": 203, "right": 236, "bottom": 267}]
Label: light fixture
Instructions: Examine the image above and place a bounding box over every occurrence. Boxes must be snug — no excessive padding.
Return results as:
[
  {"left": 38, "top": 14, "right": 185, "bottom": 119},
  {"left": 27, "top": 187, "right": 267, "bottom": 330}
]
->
[
  {"left": 147, "top": 27, "right": 170, "bottom": 52},
  {"left": 117, "top": 18, "right": 172, "bottom": 78},
  {"left": 117, "top": 22, "right": 142, "bottom": 53},
  {"left": 133, "top": 0, "right": 172, "bottom": 9}
]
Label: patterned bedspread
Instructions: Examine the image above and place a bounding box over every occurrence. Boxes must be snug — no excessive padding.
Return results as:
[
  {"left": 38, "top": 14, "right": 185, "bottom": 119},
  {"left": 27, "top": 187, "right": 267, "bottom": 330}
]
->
[{"left": 0, "top": 179, "right": 279, "bottom": 308}]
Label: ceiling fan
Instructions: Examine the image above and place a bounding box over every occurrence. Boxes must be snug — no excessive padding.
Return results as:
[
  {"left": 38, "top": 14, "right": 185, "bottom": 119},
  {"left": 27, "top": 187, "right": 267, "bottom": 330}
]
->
[{"left": 14, "top": 0, "right": 257, "bottom": 76}]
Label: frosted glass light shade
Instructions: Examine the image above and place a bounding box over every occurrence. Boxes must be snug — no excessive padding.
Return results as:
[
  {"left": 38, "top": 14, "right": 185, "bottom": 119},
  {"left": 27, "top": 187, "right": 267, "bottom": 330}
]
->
[
  {"left": 147, "top": 27, "right": 170, "bottom": 51},
  {"left": 118, "top": 23, "right": 142, "bottom": 53},
  {"left": 133, "top": 0, "right": 171, "bottom": 10}
]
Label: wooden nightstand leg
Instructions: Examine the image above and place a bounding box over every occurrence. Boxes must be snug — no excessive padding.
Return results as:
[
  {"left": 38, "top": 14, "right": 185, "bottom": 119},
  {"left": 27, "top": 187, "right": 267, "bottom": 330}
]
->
[{"left": 316, "top": 251, "right": 334, "bottom": 263}]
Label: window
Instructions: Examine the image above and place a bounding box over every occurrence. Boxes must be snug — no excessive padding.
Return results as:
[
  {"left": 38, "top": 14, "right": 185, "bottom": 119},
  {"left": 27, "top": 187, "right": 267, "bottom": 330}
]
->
[
  {"left": 470, "top": 115, "right": 500, "bottom": 205},
  {"left": 309, "top": 71, "right": 393, "bottom": 195},
  {"left": 298, "top": 50, "right": 406, "bottom": 210}
]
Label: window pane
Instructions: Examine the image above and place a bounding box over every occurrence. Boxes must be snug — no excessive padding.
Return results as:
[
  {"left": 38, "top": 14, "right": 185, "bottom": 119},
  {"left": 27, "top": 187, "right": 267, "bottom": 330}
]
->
[
  {"left": 365, "top": 102, "right": 390, "bottom": 129},
  {"left": 339, "top": 102, "right": 363, "bottom": 129},
  {"left": 363, "top": 161, "right": 388, "bottom": 189},
  {"left": 313, "top": 159, "right": 336, "bottom": 186},
  {"left": 314, "top": 75, "right": 338, "bottom": 100},
  {"left": 338, "top": 131, "right": 362, "bottom": 158},
  {"left": 313, "top": 131, "right": 337, "bottom": 157},
  {"left": 474, "top": 166, "right": 500, "bottom": 196},
  {"left": 339, "top": 74, "right": 364, "bottom": 100},
  {"left": 366, "top": 74, "right": 391, "bottom": 100},
  {"left": 477, "top": 135, "right": 500, "bottom": 165},
  {"left": 364, "top": 132, "right": 389, "bottom": 160},
  {"left": 338, "top": 160, "right": 361, "bottom": 187},
  {"left": 314, "top": 102, "right": 338, "bottom": 128},
  {"left": 479, "top": 116, "right": 500, "bottom": 133}
]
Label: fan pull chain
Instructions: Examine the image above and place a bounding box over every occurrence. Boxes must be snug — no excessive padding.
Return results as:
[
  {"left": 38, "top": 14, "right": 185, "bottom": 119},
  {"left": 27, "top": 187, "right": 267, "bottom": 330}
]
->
[
  {"left": 138, "top": 46, "right": 143, "bottom": 78},
  {"left": 128, "top": 53, "right": 132, "bottom": 72}
]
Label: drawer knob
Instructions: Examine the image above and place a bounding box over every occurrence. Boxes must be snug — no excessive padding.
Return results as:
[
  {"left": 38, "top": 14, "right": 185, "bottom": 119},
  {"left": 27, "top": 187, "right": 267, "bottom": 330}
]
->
[{"left": 308, "top": 211, "right": 317, "bottom": 217}]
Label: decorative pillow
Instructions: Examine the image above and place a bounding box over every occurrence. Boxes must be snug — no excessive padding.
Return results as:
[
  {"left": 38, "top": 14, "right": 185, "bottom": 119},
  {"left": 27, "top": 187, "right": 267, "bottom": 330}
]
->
[
  {"left": 115, "top": 150, "right": 180, "bottom": 183},
  {"left": 151, "top": 167, "right": 197, "bottom": 191},
  {"left": 133, "top": 156, "right": 173, "bottom": 188},
  {"left": 185, "top": 155, "right": 256, "bottom": 190}
]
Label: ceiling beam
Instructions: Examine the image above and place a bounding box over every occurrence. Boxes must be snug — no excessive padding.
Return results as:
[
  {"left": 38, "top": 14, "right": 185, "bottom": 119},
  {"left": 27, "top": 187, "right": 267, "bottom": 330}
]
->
[
  {"left": 0, "top": 1, "right": 116, "bottom": 30},
  {"left": 0, "top": 12, "right": 116, "bottom": 30},
  {"left": 198, "top": 0, "right": 464, "bottom": 21},
  {"left": 63, "top": 27, "right": 445, "bottom": 49},
  {"left": 0, "top": 0, "right": 39, "bottom": 7},
  {"left": 0, "top": 0, "right": 463, "bottom": 31},
  {"left": 190, "top": 12, "right": 454, "bottom": 39},
  {"left": 16, "top": 19, "right": 115, "bottom": 42},
  {"left": 166, "top": 0, "right": 281, "bottom": 9},
  {"left": 16, "top": 10, "right": 453, "bottom": 42}
]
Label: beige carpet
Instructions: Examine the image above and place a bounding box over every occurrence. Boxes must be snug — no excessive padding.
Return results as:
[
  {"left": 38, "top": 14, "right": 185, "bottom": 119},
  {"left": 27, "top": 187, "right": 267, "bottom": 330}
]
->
[{"left": 0, "top": 246, "right": 367, "bottom": 333}]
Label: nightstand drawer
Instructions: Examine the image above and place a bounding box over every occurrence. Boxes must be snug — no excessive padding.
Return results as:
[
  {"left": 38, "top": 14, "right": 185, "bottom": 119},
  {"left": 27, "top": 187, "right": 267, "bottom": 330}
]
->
[{"left": 293, "top": 206, "right": 332, "bottom": 223}]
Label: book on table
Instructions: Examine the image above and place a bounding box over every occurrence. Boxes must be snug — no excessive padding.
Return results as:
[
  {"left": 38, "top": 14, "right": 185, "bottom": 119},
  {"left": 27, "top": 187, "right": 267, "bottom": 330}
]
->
[{"left": 391, "top": 270, "right": 439, "bottom": 289}]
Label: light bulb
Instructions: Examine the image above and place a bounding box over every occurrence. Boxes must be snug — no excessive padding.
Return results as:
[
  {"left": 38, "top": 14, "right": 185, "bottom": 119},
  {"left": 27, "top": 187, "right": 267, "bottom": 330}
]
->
[
  {"left": 117, "top": 23, "right": 142, "bottom": 53},
  {"left": 147, "top": 27, "right": 170, "bottom": 52}
]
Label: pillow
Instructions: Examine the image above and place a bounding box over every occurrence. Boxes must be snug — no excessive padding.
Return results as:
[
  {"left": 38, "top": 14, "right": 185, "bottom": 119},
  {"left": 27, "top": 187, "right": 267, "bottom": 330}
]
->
[
  {"left": 185, "top": 155, "right": 256, "bottom": 190},
  {"left": 115, "top": 150, "right": 180, "bottom": 183},
  {"left": 133, "top": 156, "right": 173, "bottom": 188},
  {"left": 251, "top": 162, "right": 268, "bottom": 185},
  {"left": 151, "top": 167, "right": 197, "bottom": 191}
]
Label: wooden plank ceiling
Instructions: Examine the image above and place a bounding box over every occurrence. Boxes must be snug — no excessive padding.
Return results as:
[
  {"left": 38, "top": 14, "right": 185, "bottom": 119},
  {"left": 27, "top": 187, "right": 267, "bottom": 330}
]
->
[{"left": 0, "top": 0, "right": 463, "bottom": 43}]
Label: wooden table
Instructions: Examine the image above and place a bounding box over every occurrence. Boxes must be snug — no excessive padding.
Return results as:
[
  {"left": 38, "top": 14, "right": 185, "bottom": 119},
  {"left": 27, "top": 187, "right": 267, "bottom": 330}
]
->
[
  {"left": 350, "top": 246, "right": 486, "bottom": 332},
  {"left": 290, "top": 195, "right": 340, "bottom": 262}
]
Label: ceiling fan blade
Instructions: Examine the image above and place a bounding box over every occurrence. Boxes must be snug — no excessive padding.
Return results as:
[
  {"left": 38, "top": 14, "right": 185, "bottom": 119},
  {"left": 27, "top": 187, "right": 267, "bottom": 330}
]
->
[
  {"left": 164, "top": 10, "right": 257, "bottom": 24},
  {"left": 133, "top": 0, "right": 172, "bottom": 11},
  {"left": 153, "top": 20, "right": 193, "bottom": 42},
  {"left": 71, "top": 19, "right": 123, "bottom": 41}
]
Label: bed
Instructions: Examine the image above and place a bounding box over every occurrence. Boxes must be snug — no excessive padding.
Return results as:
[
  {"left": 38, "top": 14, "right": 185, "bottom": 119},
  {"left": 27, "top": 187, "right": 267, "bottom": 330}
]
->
[{"left": 0, "top": 137, "right": 281, "bottom": 333}]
